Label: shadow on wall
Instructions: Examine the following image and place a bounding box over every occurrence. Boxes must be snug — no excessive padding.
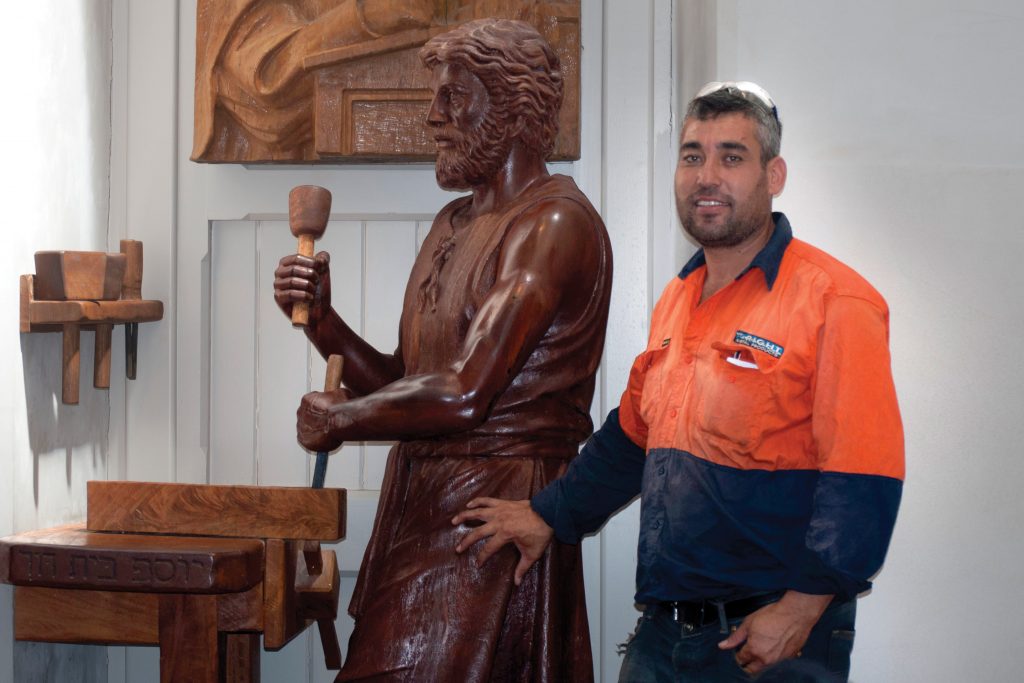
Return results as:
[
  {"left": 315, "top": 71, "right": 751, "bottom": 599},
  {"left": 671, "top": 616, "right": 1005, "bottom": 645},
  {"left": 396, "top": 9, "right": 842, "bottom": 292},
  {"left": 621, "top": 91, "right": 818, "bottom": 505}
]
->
[{"left": 19, "top": 331, "right": 109, "bottom": 505}]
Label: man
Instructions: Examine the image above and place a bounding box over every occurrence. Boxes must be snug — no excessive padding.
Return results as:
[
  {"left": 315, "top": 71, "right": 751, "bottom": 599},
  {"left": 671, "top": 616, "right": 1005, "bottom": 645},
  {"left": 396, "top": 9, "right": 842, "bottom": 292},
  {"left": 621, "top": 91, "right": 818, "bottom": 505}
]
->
[
  {"left": 453, "top": 82, "right": 904, "bottom": 681},
  {"left": 274, "top": 19, "right": 610, "bottom": 682}
]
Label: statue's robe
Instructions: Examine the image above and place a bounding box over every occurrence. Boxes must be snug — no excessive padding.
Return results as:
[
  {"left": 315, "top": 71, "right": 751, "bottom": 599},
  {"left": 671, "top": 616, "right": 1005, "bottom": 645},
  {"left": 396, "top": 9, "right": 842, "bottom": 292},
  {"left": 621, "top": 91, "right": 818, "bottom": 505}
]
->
[{"left": 340, "top": 174, "right": 611, "bottom": 682}]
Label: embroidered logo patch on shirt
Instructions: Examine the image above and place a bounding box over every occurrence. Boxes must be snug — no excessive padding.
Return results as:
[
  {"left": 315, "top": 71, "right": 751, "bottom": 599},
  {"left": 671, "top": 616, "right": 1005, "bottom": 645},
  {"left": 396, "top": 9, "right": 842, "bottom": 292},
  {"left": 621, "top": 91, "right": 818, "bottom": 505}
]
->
[{"left": 734, "top": 330, "right": 784, "bottom": 359}]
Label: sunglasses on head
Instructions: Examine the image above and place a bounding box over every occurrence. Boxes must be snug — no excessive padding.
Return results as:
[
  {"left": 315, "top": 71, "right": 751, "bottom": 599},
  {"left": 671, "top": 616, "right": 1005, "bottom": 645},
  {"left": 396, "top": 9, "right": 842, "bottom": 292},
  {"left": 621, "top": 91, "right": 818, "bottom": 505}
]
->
[{"left": 695, "top": 81, "right": 779, "bottom": 123}]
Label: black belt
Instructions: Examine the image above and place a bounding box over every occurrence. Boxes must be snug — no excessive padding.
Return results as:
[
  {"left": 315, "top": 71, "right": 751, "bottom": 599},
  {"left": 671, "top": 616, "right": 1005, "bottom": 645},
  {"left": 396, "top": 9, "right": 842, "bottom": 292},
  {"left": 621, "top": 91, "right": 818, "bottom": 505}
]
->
[{"left": 657, "top": 591, "right": 783, "bottom": 633}]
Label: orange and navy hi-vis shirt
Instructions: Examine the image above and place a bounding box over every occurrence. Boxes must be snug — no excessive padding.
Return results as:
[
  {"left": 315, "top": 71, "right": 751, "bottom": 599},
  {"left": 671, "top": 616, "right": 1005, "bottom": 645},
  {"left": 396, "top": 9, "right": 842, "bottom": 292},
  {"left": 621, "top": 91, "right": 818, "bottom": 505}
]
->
[{"left": 532, "top": 213, "right": 904, "bottom": 602}]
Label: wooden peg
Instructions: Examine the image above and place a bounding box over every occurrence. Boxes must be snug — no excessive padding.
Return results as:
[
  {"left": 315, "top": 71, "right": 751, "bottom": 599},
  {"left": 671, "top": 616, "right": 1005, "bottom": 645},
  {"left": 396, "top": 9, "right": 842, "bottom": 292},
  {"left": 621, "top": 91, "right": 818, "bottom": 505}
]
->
[
  {"left": 62, "top": 324, "right": 80, "bottom": 404},
  {"left": 93, "top": 324, "right": 112, "bottom": 389},
  {"left": 288, "top": 186, "right": 331, "bottom": 328}
]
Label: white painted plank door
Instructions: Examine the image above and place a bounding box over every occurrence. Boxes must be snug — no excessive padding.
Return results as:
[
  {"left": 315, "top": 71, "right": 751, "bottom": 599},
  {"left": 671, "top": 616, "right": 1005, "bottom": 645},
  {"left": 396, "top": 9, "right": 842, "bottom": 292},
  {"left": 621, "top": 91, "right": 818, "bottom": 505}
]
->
[
  {"left": 209, "top": 216, "right": 424, "bottom": 680},
  {"left": 210, "top": 221, "right": 257, "bottom": 486},
  {"left": 360, "top": 220, "right": 418, "bottom": 489}
]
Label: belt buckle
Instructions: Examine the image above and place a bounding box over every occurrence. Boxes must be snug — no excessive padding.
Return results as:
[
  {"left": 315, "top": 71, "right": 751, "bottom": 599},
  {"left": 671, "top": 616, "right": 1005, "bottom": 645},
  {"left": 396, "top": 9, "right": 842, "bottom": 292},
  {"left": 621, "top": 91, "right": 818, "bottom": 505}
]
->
[{"left": 674, "top": 602, "right": 704, "bottom": 634}]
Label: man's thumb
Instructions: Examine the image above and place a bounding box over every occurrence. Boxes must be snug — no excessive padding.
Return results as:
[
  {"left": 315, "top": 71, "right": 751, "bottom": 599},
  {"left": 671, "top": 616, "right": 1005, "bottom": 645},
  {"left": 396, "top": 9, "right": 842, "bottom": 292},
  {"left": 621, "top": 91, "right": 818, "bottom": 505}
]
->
[{"left": 718, "top": 621, "right": 747, "bottom": 650}]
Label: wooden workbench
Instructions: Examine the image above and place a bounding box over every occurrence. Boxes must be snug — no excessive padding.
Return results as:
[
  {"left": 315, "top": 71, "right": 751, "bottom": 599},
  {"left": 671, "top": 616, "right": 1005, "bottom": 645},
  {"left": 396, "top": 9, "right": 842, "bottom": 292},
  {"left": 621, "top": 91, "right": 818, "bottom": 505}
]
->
[{"left": 0, "top": 481, "right": 346, "bottom": 683}]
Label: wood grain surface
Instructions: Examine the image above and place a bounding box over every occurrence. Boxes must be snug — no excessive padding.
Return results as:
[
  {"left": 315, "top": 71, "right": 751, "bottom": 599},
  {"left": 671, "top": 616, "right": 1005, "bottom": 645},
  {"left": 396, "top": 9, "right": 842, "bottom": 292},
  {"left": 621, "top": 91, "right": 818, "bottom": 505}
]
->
[
  {"left": 222, "top": 632, "right": 262, "bottom": 683},
  {"left": 263, "top": 539, "right": 310, "bottom": 651},
  {"left": 159, "top": 594, "right": 220, "bottom": 683},
  {"left": 33, "top": 251, "right": 126, "bottom": 301},
  {"left": 20, "top": 275, "right": 163, "bottom": 331},
  {"left": 0, "top": 524, "right": 263, "bottom": 593},
  {"left": 87, "top": 481, "right": 346, "bottom": 541},
  {"left": 14, "top": 586, "right": 159, "bottom": 645}
]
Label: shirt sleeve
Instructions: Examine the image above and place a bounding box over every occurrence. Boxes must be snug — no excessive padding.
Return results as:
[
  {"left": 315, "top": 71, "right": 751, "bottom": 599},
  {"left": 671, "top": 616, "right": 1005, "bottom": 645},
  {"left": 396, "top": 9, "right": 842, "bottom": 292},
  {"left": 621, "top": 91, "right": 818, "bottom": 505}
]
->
[
  {"left": 531, "top": 408, "right": 647, "bottom": 544},
  {"left": 531, "top": 346, "right": 655, "bottom": 543},
  {"left": 795, "top": 294, "right": 905, "bottom": 598}
]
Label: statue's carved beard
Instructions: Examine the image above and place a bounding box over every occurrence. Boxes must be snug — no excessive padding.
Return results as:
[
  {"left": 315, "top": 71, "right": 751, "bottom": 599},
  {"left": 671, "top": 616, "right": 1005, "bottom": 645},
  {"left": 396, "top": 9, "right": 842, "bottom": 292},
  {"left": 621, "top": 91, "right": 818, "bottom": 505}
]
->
[{"left": 435, "top": 111, "right": 513, "bottom": 191}]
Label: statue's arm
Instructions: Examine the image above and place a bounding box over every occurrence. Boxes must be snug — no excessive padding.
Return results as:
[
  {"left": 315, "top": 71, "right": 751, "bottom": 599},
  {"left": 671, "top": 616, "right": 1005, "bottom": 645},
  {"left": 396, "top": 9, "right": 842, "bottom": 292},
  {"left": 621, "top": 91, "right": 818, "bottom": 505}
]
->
[
  {"left": 295, "top": 198, "right": 600, "bottom": 450},
  {"left": 275, "top": 253, "right": 405, "bottom": 395},
  {"left": 307, "top": 306, "right": 406, "bottom": 395}
]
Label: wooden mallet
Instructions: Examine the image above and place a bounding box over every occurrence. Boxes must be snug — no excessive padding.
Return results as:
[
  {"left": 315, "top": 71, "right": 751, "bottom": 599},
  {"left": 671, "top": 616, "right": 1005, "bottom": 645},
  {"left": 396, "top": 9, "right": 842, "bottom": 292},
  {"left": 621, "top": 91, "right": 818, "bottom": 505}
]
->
[{"left": 288, "top": 185, "right": 332, "bottom": 328}]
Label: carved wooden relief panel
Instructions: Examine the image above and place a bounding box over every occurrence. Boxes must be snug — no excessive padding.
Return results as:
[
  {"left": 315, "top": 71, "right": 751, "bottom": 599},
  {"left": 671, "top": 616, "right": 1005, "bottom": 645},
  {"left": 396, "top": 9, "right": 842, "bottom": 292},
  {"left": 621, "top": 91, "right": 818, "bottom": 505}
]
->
[{"left": 192, "top": 0, "right": 580, "bottom": 164}]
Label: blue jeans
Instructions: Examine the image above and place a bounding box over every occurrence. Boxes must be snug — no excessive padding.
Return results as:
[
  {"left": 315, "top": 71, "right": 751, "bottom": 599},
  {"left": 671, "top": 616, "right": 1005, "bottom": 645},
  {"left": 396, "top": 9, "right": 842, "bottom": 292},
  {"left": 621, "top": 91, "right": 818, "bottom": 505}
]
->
[{"left": 618, "top": 597, "right": 856, "bottom": 683}]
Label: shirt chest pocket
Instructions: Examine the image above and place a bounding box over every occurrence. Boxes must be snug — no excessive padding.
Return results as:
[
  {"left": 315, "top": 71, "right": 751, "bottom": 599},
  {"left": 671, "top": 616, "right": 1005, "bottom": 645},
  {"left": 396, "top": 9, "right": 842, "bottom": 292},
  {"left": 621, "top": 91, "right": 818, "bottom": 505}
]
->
[{"left": 694, "top": 341, "right": 780, "bottom": 450}]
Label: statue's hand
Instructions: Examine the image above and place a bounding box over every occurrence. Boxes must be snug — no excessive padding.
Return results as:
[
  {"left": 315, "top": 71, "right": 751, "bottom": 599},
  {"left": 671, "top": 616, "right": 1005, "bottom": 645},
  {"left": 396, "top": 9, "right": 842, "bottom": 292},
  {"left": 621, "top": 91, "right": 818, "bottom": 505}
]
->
[
  {"left": 296, "top": 387, "right": 351, "bottom": 452},
  {"left": 274, "top": 251, "right": 332, "bottom": 325},
  {"left": 452, "top": 498, "right": 554, "bottom": 586}
]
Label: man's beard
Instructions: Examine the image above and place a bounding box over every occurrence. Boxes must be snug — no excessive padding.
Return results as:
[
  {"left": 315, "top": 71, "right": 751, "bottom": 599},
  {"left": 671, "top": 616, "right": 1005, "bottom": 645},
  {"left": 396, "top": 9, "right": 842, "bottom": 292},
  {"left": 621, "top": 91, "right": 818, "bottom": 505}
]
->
[
  {"left": 435, "top": 112, "right": 513, "bottom": 191},
  {"left": 677, "top": 180, "right": 771, "bottom": 248}
]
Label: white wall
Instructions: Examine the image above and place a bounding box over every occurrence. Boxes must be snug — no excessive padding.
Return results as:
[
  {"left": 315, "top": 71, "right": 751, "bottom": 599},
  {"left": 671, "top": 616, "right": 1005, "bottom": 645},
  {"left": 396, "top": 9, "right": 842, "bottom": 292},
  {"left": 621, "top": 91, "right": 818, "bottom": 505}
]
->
[
  {"left": 698, "top": 0, "right": 1024, "bottom": 680},
  {"left": 0, "top": 2, "right": 114, "bottom": 681}
]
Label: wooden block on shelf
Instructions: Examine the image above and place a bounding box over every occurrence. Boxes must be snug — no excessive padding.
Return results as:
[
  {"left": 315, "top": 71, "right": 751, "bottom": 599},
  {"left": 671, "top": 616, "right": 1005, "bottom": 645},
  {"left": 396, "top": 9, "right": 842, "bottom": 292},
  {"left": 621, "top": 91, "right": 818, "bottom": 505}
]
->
[
  {"left": 34, "top": 251, "right": 126, "bottom": 301},
  {"left": 88, "top": 481, "right": 346, "bottom": 541}
]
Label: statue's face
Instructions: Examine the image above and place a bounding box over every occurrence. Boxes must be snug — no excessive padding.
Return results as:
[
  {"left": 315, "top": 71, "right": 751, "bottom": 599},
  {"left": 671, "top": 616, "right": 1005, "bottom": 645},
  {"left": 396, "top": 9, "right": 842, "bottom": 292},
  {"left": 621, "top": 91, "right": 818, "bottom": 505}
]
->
[{"left": 427, "top": 62, "right": 513, "bottom": 190}]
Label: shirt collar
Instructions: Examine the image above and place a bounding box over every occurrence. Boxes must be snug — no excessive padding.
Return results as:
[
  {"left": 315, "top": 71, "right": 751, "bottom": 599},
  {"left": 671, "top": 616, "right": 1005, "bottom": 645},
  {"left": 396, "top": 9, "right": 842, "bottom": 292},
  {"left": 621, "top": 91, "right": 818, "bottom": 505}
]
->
[{"left": 677, "top": 212, "right": 793, "bottom": 291}]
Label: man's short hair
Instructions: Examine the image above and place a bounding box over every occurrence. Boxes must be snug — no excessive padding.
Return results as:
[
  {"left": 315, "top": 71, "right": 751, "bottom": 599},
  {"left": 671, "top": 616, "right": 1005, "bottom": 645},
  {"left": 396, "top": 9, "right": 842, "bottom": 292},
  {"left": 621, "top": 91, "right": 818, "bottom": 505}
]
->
[
  {"left": 420, "top": 18, "right": 563, "bottom": 158},
  {"left": 686, "top": 87, "right": 782, "bottom": 164}
]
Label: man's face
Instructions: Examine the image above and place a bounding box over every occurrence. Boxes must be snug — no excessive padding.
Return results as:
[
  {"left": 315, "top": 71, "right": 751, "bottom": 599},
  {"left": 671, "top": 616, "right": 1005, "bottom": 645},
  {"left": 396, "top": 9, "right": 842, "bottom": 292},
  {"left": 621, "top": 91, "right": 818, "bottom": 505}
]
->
[
  {"left": 674, "top": 112, "right": 786, "bottom": 248},
  {"left": 427, "top": 62, "right": 512, "bottom": 190}
]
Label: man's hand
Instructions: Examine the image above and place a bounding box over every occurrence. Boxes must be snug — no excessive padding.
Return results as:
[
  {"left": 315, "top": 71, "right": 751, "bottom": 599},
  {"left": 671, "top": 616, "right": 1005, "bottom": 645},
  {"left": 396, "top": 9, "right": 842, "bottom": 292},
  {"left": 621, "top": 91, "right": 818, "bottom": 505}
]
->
[
  {"left": 718, "top": 591, "right": 832, "bottom": 676},
  {"left": 296, "top": 387, "right": 351, "bottom": 452},
  {"left": 451, "top": 498, "right": 554, "bottom": 586},
  {"left": 274, "top": 251, "right": 332, "bottom": 325}
]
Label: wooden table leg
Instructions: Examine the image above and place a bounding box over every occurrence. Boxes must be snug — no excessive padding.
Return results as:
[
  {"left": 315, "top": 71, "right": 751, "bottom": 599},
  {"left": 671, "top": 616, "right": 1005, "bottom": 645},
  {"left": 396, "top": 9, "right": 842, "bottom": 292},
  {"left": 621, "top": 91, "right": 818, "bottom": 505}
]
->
[
  {"left": 159, "top": 594, "right": 219, "bottom": 683},
  {"left": 62, "top": 324, "right": 80, "bottom": 404},
  {"left": 221, "top": 632, "right": 260, "bottom": 683},
  {"left": 94, "top": 324, "right": 112, "bottom": 388}
]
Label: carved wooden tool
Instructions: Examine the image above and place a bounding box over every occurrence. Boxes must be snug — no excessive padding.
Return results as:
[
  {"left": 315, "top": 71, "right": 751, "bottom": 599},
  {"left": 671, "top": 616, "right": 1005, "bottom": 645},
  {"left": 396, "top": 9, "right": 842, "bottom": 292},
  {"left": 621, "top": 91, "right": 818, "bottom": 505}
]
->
[
  {"left": 120, "top": 239, "right": 143, "bottom": 380},
  {"left": 312, "top": 354, "right": 344, "bottom": 489},
  {"left": 304, "top": 353, "right": 344, "bottom": 668},
  {"left": 288, "top": 185, "right": 332, "bottom": 328}
]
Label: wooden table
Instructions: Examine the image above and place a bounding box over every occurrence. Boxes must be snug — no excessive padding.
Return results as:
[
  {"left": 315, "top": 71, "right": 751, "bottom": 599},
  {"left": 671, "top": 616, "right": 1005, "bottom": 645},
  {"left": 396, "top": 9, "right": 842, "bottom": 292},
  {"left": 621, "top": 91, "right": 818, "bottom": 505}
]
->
[{"left": 0, "top": 481, "right": 346, "bottom": 683}]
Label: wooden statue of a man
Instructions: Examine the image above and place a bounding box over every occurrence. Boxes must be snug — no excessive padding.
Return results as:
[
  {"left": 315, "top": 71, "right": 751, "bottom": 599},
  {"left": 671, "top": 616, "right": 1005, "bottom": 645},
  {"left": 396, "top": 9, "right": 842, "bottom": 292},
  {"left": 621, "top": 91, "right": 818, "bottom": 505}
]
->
[{"left": 274, "top": 18, "right": 610, "bottom": 681}]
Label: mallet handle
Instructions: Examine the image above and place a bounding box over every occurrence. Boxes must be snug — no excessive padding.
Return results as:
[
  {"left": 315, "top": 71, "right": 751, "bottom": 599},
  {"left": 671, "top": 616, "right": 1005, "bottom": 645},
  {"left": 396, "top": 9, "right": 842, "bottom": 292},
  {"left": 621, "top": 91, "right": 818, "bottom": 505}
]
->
[{"left": 291, "top": 234, "right": 316, "bottom": 327}]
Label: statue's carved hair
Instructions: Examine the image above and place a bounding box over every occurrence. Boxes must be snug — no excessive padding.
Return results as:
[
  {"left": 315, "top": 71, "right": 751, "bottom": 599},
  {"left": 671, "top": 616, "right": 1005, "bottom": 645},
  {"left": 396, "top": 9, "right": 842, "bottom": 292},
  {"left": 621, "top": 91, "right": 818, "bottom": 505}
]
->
[{"left": 421, "top": 18, "right": 563, "bottom": 158}]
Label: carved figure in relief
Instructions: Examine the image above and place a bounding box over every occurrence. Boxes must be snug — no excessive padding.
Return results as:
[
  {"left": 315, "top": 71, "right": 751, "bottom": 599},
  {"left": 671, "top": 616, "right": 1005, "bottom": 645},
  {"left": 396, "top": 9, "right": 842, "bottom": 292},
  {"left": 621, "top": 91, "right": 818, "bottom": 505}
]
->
[
  {"left": 274, "top": 18, "right": 608, "bottom": 681},
  {"left": 193, "top": 0, "right": 573, "bottom": 162},
  {"left": 193, "top": 0, "right": 435, "bottom": 161}
]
